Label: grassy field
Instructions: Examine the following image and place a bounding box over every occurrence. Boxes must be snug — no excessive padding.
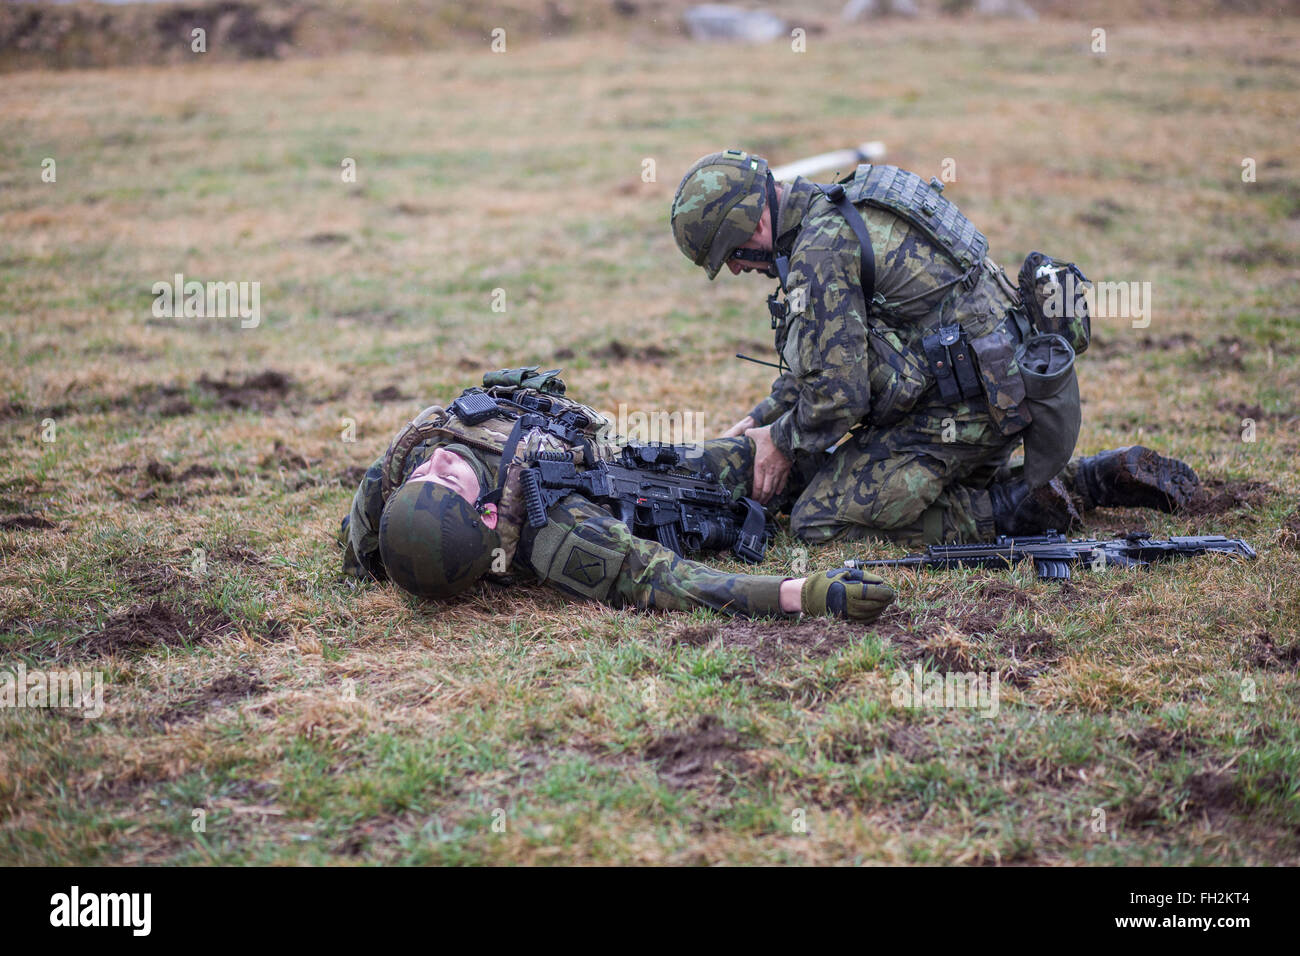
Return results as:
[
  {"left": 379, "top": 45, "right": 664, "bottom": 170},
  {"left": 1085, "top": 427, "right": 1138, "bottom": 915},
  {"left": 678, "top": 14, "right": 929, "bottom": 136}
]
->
[{"left": 1, "top": 14, "right": 1298, "bottom": 865}]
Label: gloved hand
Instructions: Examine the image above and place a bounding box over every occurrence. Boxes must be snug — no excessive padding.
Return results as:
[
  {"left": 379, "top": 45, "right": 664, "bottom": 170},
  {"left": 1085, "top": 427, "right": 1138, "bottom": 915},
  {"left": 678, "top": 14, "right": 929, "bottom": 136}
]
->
[{"left": 801, "top": 567, "right": 895, "bottom": 623}]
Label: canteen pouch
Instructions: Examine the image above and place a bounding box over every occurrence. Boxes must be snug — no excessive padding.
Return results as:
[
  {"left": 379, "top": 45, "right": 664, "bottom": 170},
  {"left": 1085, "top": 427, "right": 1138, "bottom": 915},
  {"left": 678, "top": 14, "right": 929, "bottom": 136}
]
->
[{"left": 1016, "top": 333, "right": 1081, "bottom": 488}]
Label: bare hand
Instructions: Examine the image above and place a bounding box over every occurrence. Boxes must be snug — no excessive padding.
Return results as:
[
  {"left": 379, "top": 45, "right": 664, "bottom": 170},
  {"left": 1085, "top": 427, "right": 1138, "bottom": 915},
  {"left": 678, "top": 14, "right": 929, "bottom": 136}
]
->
[
  {"left": 745, "top": 423, "right": 792, "bottom": 504},
  {"left": 721, "top": 415, "right": 756, "bottom": 439},
  {"left": 779, "top": 577, "right": 803, "bottom": 613}
]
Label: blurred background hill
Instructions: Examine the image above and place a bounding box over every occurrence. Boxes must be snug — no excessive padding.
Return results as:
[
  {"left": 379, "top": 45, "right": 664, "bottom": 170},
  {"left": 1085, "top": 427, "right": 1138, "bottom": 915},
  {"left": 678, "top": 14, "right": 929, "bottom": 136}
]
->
[{"left": 4, "top": 0, "right": 1299, "bottom": 72}]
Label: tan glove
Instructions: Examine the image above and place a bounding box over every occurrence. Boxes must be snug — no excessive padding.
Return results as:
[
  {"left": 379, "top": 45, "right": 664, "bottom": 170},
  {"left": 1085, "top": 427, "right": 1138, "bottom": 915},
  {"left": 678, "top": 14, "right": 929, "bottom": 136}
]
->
[{"left": 801, "top": 568, "right": 895, "bottom": 623}]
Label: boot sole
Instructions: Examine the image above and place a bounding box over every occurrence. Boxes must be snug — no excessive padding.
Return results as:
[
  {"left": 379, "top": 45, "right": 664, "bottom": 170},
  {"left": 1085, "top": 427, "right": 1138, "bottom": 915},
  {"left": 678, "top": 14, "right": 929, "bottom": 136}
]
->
[{"left": 1111, "top": 446, "right": 1201, "bottom": 512}]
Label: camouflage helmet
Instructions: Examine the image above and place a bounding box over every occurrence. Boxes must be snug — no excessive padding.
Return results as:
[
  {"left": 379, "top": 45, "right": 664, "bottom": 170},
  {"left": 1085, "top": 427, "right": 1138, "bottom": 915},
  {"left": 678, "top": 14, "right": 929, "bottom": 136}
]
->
[
  {"left": 378, "top": 480, "right": 500, "bottom": 600},
  {"left": 671, "top": 149, "right": 769, "bottom": 279}
]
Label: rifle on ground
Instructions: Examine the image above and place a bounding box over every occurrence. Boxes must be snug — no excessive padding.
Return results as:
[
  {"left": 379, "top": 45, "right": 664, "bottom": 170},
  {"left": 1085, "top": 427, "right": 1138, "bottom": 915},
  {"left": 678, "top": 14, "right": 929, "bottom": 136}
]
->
[
  {"left": 520, "top": 443, "right": 769, "bottom": 563},
  {"left": 846, "top": 532, "right": 1256, "bottom": 581}
]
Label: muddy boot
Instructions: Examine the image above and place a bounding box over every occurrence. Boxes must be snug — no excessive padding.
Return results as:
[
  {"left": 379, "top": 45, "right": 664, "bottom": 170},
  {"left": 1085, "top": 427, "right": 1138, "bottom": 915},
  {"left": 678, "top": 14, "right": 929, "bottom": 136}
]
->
[
  {"left": 1070, "top": 446, "right": 1200, "bottom": 513},
  {"left": 989, "top": 477, "right": 1082, "bottom": 536}
]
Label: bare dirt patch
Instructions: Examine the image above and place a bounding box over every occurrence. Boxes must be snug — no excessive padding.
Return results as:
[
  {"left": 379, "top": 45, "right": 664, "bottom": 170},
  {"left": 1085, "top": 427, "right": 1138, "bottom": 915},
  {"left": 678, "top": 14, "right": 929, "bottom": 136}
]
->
[
  {"left": 1279, "top": 510, "right": 1300, "bottom": 550},
  {"left": 912, "top": 581, "right": 1060, "bottom": 681},
  {"left": 886, "top": 723, "right": 938, "bottom": 763},
  {"left": 107, "top": 558, "right": 183, "bottom": 597},
  {"left": 1089, "top": 331, "right": 1196, "bottom": 359},
  {"left": 645, "top": 714, "right": 750, "bottom": 790},
  {"left": 565, "top": 340, "right": 676, "bottom": 363},
  {"left": 79, "top": 601, "right": 237, "bottom": 658},
  {"left": 910, "top": 627, "right": 978, "bottom": 672},
  {"left": 1217, "top": 400, "right": 1297, "bottom": 423},
  {"left": 213, "top": 543, "right": 264, "bottom": 567},
  {"left": 197, "top": 369, "right": 293, "bottom": 411},
  {"left": 15, "top": 370, "right": 296, "bottom": 421},
  {"left": 1181, "top": 770, "right": 1243, "bottom": 824},
  {"left": 0, "top": 514, "right": 58, "bottom": 531},
  {"left": 1194, "top": 335, "right": 1250, "bottom": 371},
  {"left": 1124, "top": 794, "right": 1165, "bottom": 828},
  {"left": 371, "top": 385, "right": 412, "bottom": 402},
  {"left": 261, "top": 439, "right": 310, "bottom": 470},
  {"left": 107, "top": 458, "right": 234, "bottom": 507},
  {"left": 949, "top": 580, "right": 1035, "bottom": 637},
  {"left": 157, "top": 671, "right": 268, "bottom": 725},
  {"left": 1126, "top": 768, "right": 1248, "bottom": 830},
  {"left": 1181, "top": 478, "right": 1275, "bottom": 518},
  {"left": 825, "top": 720, "right": 939, "bottom": 764},
  {"left": 1249, "top": 631, "right": 1300, "bottom": 671},
  {"left": 998, "top": 630, "right": 1059, "bottom": 688},
  {"left": 132, "top": 384, "right": 194, "bottom": 418},
  {"left": 1128, "top": 726, "right": 1203, "bottom": 760},
  {"left": 136, "top": 460, "right": 225, "bottom": 485}
]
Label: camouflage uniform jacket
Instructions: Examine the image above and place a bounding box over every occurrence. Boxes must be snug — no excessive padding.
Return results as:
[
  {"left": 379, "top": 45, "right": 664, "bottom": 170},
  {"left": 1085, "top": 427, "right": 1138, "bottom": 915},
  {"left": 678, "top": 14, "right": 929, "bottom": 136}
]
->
[
  {"left": 748, "top": 175, "right": 1027, "bottom": 458},
  {"left": 341, "top": 408, "right": 788, "bottom": 618}
]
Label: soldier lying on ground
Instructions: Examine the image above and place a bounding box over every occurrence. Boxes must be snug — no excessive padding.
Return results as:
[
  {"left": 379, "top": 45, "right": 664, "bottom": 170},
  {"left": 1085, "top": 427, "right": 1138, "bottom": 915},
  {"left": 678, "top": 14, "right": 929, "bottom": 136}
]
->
[
  {"left": 340, "top": 368, "right": 896, "bottom": 622},
  {"left": 340, "top": 368, "right": 1201, "bottom": 623}
]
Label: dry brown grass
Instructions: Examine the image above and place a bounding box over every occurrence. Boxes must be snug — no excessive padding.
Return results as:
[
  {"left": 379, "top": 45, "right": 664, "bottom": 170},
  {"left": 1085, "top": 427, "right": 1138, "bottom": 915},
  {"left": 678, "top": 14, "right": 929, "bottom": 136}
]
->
[{"left": 0, "top": 15, "right": 1297, "bottom": 866}]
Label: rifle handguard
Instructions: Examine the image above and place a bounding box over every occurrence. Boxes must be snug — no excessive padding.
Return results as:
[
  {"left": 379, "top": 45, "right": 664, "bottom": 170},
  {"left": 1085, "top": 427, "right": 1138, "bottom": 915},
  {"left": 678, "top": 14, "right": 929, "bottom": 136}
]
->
[{"left": 520, "top": 468, "right": 549, "bottom": 529}]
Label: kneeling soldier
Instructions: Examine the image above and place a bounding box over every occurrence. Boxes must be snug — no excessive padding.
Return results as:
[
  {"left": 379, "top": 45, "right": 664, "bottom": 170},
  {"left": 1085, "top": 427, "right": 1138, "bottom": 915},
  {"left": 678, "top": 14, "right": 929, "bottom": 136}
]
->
[{"left": 670, "top": 149, "right": 1200, "bottom": 544}]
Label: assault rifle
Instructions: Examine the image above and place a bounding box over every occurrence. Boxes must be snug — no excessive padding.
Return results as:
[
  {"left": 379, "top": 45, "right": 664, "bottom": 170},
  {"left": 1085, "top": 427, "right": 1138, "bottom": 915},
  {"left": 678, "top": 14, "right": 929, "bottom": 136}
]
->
[
  {"left": 519, "top": 443, "right": 769, "bottom": 563},
  {"left": 846, "top": 532, "right": 1256, "bottom": 581}
]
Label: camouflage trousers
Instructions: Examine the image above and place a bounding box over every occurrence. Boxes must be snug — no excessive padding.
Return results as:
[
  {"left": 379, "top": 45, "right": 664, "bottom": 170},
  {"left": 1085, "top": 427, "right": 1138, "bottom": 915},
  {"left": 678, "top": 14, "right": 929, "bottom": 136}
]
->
[{"left": 783, "top": 397, "right": 1022, "bottom": 547}]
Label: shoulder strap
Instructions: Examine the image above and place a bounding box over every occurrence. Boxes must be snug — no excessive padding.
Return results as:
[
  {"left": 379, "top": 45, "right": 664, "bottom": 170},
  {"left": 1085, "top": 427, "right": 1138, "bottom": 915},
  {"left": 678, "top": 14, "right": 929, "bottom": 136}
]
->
[{"left": 818, "top": 183, "right": 876, "bottom": 306}]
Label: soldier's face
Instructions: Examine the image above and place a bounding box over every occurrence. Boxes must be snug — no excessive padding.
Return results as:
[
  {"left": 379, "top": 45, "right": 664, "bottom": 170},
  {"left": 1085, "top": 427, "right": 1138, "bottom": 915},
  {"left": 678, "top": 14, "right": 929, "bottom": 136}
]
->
[
  {"left": 726, "top": 205, "right": 775, "bottom": 276},
  {"left": 727, "top": 249, "right": 775, "bottom": 276},
  {"left": 408, "top": 447, "right": 498, "bottom": 529}
]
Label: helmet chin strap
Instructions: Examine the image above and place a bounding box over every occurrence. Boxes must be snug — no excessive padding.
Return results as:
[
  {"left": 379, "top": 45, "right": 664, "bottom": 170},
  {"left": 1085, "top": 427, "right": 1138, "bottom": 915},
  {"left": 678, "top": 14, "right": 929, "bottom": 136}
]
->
[
  {"left": 766, "top": 170, "right": 790, "bottom": 290},
  {"left": 729, "top": 171, "right": 789, "bottom": 290}
]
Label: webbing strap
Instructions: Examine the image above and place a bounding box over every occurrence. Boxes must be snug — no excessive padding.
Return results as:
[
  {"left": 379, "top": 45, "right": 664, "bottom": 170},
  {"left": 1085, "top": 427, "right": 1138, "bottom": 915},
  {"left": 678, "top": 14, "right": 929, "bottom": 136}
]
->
[
  {"left": 767, "top": 172, "right": 790, "bottom": 291},
  {"left": 818, "top": 184, "right": 876, "bottom": 306},
  {"left": 478, "top": 413, "right": 539, "bottom": 508}
]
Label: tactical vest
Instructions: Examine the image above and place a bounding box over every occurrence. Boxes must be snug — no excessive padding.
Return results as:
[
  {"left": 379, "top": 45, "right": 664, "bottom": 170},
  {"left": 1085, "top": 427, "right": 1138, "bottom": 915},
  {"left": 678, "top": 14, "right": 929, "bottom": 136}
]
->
[
  {"left": 822, "top": 170, "right": 1083, "bottom": 471},
  {"left": 844, "top": 164, "right": 988, "bottom": 278},
  {"left": 379, "top": 373, "right": 621, "bottom": 566}
]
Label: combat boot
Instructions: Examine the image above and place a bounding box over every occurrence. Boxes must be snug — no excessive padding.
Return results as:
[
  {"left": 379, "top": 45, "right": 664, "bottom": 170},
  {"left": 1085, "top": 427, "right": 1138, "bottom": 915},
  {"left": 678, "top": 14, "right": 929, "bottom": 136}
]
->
[
  {"left": 989, "top": 477, "right": 1082, "bottom": 536},
  {"left": 1069, "top": 446, "right": 1200, "bottom": 513}
]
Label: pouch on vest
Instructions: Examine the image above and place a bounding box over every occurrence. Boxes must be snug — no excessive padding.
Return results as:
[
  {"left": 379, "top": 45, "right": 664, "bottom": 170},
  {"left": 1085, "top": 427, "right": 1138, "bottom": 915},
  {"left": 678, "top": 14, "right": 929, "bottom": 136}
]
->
[
  {"left": 1018, "top": 252, "right": 1091, "bottom": 355},
  {"left": 866, "top": 326, "right": 931, "bottom": 427},
  {"left": 921, "top": 325, "right": 983, "bottom": 407},
  {"left": 965, "top": 321, "right": 1033, "bottom": 436},
  {"left": 1016, "top": 333, "right": 1081, "bottom": 488}
]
